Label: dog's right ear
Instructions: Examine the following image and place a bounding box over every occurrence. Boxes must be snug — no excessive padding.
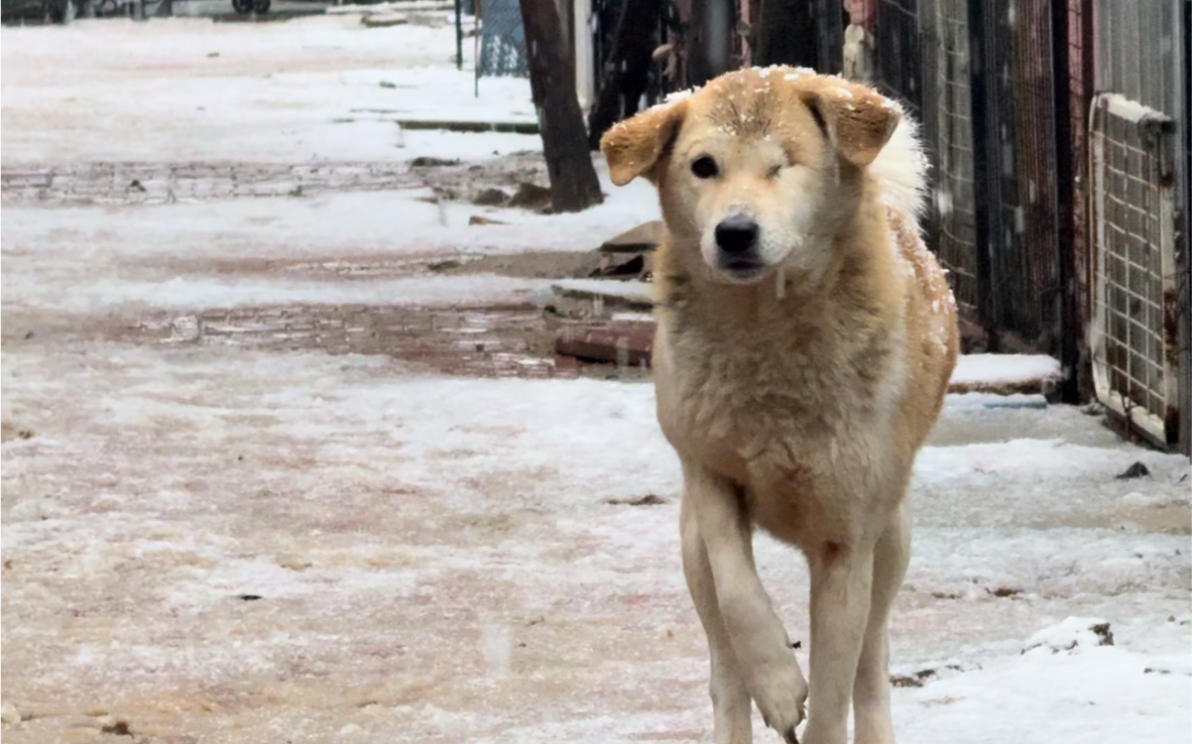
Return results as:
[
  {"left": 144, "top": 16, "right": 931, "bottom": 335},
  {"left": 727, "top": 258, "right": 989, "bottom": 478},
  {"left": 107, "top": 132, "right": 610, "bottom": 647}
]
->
[{"left": 600, "top": 100, "right": 688, "bottom": 186}]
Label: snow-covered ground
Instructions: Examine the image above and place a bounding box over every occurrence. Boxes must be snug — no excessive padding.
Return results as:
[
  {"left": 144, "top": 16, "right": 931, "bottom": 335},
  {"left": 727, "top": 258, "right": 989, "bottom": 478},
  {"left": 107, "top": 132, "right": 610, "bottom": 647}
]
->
[
  {"left": 0, "top": 13, "right": 536, "bottom": 163},
  {"left": 3, "top": 14, "right": 1190, "bottom": 744}
]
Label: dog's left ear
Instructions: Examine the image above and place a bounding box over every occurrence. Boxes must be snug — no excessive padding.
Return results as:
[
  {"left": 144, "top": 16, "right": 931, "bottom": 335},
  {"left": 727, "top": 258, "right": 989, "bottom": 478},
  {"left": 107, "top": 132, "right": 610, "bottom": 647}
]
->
[
  {"left": 801, "top": 83, "right": 901, "bottom": 168},
  {"left": 600, "top": 99, "right": 688, "bottom": 186}
]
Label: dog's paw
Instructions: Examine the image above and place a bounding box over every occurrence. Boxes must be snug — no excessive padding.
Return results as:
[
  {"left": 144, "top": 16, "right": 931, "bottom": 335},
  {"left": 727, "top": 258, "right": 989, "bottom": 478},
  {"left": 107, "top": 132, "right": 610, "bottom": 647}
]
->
[{"left": 749, "top": 656, "right": 808, "bottom": 739}]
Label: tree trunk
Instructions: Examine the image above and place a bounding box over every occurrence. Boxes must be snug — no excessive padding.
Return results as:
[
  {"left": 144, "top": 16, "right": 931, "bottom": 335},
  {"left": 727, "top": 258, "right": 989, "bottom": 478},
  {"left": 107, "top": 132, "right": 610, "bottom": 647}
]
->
[
  {"left": 586, "top": 0, "right": 664, "bottom": 150},
  {"left": 754, "top": 0, "right": 818, "bottom": 69},
  {"left": 519, "top": 0, "right": 605, "bottom": 212}
]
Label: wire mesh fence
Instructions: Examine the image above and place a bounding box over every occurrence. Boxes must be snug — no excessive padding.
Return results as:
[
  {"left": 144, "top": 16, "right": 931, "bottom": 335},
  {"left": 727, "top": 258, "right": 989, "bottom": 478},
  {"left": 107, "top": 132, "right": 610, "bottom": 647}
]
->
[
  {"left": 872, "top": 1, "right": 1187, "bottom": 452},
  {"left": 873, "top": 0, "right": 921, "bottom": 113},
  {"left": 877, "top": 0, "right": 1068, "bottom": 350},
  {"left": 927, "top": 0, "right": 979, "bottom": 321},
  {"left": 876, "top": 0, "right": 980, "bottom": 319},
  {"left": 988, "top": 0, "right": 1062, "bottom": 346},
  {"left": 476, "top": 0, "right": 528, "bottom": 78}
]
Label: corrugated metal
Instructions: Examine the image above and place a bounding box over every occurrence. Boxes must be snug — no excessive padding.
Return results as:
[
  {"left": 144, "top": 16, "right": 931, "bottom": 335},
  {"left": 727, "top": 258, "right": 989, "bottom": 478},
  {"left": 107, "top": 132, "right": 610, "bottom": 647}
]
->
[{"left": 1095, "top": 1, "right": 1182, "bottom": 117}]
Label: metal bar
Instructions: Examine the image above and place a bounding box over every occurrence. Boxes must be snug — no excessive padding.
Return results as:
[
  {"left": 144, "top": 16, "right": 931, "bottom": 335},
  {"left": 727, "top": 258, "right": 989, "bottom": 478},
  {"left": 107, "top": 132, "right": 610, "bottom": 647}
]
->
[
  {"left": 456, "top": 0, "right": 463, "bottom": 71},
  {"left": 814, "top": 0, "right": 843, "bottom": 74},
  {"left": 966, "top": 0, "right": 996, "bottom": 336},
  {"left": 1101, "top": 93, "right": 1175, "bottom": 125},
  {"left": 1053, "top": 0, "right": 1080, "bottom": 403},
  {"left": 473, "top": 0, "right": 480, "bottom": 97},
  {"left": 1179, "top": 0, "right": 1191, "bottom": 456}
]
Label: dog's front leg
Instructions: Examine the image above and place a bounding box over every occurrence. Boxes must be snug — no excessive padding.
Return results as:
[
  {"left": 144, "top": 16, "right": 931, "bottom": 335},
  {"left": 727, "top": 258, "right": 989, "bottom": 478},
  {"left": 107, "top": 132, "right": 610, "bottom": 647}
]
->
[
  {"left": 682, "top": 460, "right": 808, "bottom": 742},
  {"left": 681, "top": 495, "right": 753, "bottom": 744},
  {"left": 852, "top": 507, "right": 910, "bottom": 744},
  {"left": 802, "top": 540, "right": 876, "bottom": 744}
]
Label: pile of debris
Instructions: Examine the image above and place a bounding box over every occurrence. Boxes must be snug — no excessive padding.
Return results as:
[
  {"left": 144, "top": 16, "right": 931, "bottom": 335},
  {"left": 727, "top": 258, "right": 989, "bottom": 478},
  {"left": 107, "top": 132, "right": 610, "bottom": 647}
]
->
[{"left": 549, "top": 221, "right": 659, "bottom": 369}]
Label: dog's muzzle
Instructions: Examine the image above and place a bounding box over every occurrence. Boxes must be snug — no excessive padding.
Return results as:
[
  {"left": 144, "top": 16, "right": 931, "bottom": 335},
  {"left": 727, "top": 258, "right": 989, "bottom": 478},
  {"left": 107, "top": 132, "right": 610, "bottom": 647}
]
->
[{"left": 714, "top": 214, "right": 765, "bottom": 279}]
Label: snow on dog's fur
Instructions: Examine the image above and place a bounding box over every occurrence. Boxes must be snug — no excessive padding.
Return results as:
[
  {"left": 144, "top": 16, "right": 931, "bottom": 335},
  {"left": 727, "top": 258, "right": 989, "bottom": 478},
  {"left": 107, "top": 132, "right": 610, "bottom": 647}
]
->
[{"left": 602, "top": 67, "right": 958, "bottom": 744}]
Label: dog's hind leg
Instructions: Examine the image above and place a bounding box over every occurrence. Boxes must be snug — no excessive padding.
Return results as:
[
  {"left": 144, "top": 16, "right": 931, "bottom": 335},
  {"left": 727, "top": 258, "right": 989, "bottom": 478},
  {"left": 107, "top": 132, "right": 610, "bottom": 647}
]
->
[
  {"left": 681, "top": 496, "right": 753, "bottom": 744},
  {"left": 681, "top": 461, "right": 808, "bottom": 742},
  {"left": 802, "top": 536, "right": 876, "bottom": 744},
  {"left": 852, "top": 507, "right": 910, "bottom": 744}
]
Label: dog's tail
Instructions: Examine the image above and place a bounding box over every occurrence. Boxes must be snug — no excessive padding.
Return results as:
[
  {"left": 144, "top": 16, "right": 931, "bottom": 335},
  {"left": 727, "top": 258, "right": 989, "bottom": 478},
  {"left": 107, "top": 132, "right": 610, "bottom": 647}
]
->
[{"left": 869, "top": 114, "right": 930, "bottom": 223}]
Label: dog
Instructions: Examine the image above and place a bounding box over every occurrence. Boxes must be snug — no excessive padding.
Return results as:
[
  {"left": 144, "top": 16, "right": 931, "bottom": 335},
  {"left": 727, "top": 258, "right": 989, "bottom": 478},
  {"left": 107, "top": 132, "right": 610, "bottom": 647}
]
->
[{"left": 600, "top": 68, "right": 959, "bottom": 744}]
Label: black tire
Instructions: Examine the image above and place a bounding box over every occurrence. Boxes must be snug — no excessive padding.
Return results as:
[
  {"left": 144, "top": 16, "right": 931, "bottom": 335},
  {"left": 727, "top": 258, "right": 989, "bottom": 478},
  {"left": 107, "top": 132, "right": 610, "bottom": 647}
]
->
[
  {"left": 252, "top": 0, "right": 268, "bottom": 12},
  {"left": 231, "top": 0, "right": 252, "bottom": 14}
]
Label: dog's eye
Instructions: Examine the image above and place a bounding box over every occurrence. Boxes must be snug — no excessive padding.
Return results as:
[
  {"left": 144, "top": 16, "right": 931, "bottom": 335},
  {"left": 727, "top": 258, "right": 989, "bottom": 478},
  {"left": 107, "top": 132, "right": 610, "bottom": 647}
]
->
[{"left": 691, "top": 156, "right": 719, "bottom": 179}]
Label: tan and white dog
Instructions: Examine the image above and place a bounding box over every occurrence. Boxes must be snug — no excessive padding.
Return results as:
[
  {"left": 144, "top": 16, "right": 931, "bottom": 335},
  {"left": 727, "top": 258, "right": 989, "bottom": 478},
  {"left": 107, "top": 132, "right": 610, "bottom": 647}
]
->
[{"left": 600, "top": 68, "right": 959, "bottom": 744}]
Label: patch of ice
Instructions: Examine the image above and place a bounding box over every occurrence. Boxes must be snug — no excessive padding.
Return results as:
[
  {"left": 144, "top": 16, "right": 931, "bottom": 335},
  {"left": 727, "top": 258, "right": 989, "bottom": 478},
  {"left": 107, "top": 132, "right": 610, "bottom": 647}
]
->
[
  {"left": 944, "top": 393, "right": 1048, "bottom": 411},
  {"left": 914, "top": 438, "right": 1189, "bottom": 484}
]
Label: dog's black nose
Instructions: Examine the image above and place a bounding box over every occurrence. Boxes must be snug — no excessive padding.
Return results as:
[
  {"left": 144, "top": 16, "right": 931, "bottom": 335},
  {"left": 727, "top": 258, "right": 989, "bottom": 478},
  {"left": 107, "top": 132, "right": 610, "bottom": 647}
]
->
[{"left": 714, "top": 216, "right": 759, "bottom": 254}]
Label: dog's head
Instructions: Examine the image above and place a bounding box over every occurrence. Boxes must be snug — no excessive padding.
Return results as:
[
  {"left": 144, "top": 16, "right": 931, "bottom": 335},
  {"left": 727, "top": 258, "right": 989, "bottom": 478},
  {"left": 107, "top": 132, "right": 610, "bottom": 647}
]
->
[{"left": 601, "top": 68, "right": 902, "bottom": 285}]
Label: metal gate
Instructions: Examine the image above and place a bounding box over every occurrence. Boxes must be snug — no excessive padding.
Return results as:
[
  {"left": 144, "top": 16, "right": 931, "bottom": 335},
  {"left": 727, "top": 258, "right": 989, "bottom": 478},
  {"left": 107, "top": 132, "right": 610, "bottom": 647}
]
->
[
  {"left": 1090, "top": 0, "right": 1190, "bottom": 452},
  {"left": 1090, "top": 93, "right": 1181, "bottom": 446}
]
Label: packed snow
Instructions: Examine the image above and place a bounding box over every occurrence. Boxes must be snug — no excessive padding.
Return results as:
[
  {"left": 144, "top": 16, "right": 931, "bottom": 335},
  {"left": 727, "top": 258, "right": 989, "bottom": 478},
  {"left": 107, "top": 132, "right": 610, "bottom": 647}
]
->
[
  {"left": 0, "top": 14, "right": 537, "bottom": 163},
  {"left": 2, "top": 12, "right": 1189, "bottom": 744},
  {"left": 952, "top": 353, "right": 1063, "bottom": 386}
]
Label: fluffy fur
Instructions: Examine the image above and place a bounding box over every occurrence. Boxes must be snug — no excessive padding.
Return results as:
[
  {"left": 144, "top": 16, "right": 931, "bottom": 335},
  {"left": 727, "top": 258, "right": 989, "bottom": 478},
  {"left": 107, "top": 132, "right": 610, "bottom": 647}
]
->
[
  {"left": 869, "top": 116, "right": 930, "bottom": 221},
  {"left": 601, "top": 68, "right": 959, "bottom": 744}
]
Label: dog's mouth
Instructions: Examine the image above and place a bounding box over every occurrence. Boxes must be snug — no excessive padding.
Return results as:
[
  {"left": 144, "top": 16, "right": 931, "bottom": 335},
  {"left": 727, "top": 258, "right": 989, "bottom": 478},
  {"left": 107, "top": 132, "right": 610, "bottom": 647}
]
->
[{"left": 718, "top": 259, "right": 770, "bottom": 283}]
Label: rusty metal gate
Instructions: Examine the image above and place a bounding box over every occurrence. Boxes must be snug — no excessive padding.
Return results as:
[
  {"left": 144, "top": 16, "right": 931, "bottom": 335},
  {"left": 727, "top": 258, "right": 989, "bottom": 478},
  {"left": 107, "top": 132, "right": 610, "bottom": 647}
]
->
[
  {"left": 1089, "top": 0, "right": 1190, "bottom": 451},
  {"left": 1089, "top": 94, "right": 1180, "bottom": 446}
]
